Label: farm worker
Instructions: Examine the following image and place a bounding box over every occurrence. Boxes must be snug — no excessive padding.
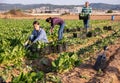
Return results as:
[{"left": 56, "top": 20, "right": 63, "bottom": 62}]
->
[
  {"left": 111, "top": 15, "right": 115, "bottom": 21},
  {"left": 24, "top": 21, "right": 48, "bottom": 48},
  {"left": 46, "top": 17, "right": 65, "bottom": 40},
  {"left": 81, "top": 1, "right": 92, "bottom": 32}
]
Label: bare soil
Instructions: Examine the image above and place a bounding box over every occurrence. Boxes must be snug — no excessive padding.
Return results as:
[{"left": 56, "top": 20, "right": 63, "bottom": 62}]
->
[
  {"left": 59, "top": 38, "right": 120, "bottom": 83},
  {"left": 0, "top": 13, "right": 120, "bottom": 20},
  {"left": 24, "top": 36, "right": 120, "bottom": 83}
]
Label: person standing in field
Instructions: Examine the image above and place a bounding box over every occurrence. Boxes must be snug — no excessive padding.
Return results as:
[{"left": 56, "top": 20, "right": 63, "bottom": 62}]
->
[
  {"left": 81, "top": 1, "right": 92, "bottom": 33},
  {"left": 46, "top": 17, "right": 65, "bottom": 40},
  {"left": 24, "top": 21, "right": 48, "bottom": 48}
]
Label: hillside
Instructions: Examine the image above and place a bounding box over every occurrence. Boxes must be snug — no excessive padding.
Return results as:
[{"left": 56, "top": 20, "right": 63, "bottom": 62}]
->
[{"left": 0, "top": 3, "right": 120, "bottom": 11}]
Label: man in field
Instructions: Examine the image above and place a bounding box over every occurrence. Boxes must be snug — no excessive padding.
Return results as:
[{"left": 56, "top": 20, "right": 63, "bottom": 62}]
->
[
  {"left": 81, "top": 1, "right": 92, "bottom": 32},
  {"left": 46, "top": 17, "right": 65, "bottom": 40},
  {"left": 24, "top": 21, "right": 48, "bottom": 48}
]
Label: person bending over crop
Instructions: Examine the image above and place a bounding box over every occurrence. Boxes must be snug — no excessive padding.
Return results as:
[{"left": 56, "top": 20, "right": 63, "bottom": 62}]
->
[
  {"left": 24, "top": 21, "right": 48, "bottom": 48},
  {"left": 81, "top": 1, "right": 92, "bottom": 32},
  {"left": 46, "top": 17, "right": 65, "bottom": 40}
]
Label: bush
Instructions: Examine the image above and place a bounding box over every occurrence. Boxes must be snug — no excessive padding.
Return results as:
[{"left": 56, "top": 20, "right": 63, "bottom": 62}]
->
[{"left": 107, "top": 10, "right": 113, "bottom": 13}]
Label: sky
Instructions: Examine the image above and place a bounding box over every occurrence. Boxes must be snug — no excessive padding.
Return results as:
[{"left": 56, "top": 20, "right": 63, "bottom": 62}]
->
[{"left": 1, "top": 0, "right": 120, "bottom": 5}]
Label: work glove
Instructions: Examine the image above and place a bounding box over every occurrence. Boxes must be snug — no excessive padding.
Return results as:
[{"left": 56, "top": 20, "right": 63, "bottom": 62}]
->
[{"left": 24, "top": 40, "right": 32, "bottom": 49}]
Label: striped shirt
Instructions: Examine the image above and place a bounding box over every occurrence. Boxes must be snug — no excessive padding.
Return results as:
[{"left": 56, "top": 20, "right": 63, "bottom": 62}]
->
[{"left": 81, "top": 6, "right": 92, "bottom": 15}]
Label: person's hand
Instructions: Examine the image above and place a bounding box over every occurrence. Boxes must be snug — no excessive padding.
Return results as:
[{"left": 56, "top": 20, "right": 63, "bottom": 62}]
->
[
  {"left": 26, "top": 44, "right": 31, "bottom": 49},
  {"left": 50, "top": 28, "right": 53, "bottom": 35},
  {"left": 24, "top": 40, "right": 29, "bottom": 47},
  {"left": 89, "top": 13, "right": 92, "bottom": 15}
]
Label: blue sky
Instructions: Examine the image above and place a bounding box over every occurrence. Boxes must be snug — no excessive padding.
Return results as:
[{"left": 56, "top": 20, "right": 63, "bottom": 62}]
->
[{"left": 1, "top": 0, "right": 120, "bottom": 5}]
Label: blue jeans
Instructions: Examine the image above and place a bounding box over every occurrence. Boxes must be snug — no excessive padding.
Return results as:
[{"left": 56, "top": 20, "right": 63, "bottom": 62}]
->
[
  {"left": 83, "top": 19, "right": 89, "bottom": 28},
  {"left": 83, "top": 19, "right": 89, "bottom": 32},
  {"left": 58, "top": 23, "right": 65, "bottom": 40}
]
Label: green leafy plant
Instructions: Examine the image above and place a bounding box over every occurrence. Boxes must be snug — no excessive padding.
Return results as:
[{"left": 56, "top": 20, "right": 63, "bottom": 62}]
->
[
  {"left": 52, "top": 52, "right": 82, "bottom": 73},
  {"left": 46, "top": 73, "right": 62, "bottom": 83},
  {"left": 12, "top": 71, "right": 44, "bottom": 83}
]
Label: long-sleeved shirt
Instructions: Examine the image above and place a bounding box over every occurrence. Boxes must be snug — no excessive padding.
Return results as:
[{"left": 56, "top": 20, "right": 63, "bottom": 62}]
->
[
  {"left": 51, "top": 17, "right": 64, "bottom": 29},
  {"left": 29, "top": 28, "right": 48, "bottom": 43},
  {"left": 82, "top": 6, "right": 92, "bottom": 15}
]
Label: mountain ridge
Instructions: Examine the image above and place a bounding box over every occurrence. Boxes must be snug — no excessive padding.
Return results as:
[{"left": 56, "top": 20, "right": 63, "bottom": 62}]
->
[{"left": 0, "top": 3, "right": 120, "bottom": 10}]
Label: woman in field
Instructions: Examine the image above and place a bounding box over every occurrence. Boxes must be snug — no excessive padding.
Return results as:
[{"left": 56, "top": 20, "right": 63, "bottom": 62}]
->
[
  {"left": 81, "top": 1, "right": 92, "bottom": 32},
  {"left": 24, "top": 21, "right": 48, "bottom": 48},
  {"left": 46, "top": 17, "right": 65, "bottom": 40}
]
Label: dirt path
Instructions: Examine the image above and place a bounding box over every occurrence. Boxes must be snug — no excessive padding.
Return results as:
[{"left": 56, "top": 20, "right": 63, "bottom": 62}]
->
[
  {"left": 1, "top": 14, "right": 120, "bottom": 20},
  {"left": 60, "top": 38, "right": 120, "bottom": 83}
]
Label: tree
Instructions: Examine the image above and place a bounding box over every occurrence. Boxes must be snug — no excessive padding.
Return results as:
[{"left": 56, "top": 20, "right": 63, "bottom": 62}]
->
[{"left": 107, "top": 10, "right": 113, "bottom": 13}]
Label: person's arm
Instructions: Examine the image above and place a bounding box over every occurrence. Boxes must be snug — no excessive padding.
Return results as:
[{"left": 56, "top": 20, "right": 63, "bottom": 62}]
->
[
  {"left": 50, "top": 19, "right": 54, "bottom": 34},
  {"left": 24, "top": 30, "right": 35, "bottom": 46},
  {"left": 24, "top": 30, "right": 35, "bottom": 48},
  {"left": 50, "top": 28, "right": 53, "bottom": 34},
  {"left": 33, "top": 29, "right": 48, "bottom": 43},
  {"left": 89, "top": 7, "right": 92, "bottom": 15},
  {"left": 81, "top": 8, "right": 84, "bottom": 13},
  {"left": 29, "top": 30, "right": 36, "bottom": 42},
  {"left": 51, "top": 22, "right": 54, "bottom": 29}
]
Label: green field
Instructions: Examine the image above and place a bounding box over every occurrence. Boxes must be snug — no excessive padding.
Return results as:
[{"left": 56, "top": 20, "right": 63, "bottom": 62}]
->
[{"left": 0, "top": 19, "right": 120, "bottom": 82}]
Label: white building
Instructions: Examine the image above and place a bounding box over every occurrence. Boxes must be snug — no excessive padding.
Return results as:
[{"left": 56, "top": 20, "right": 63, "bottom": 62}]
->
[
  {"left": 54, "top": 8, "right": 70, "bottom": 14},
  {"left": 70, "top": 7, "right": 82, "bottom": 14}
]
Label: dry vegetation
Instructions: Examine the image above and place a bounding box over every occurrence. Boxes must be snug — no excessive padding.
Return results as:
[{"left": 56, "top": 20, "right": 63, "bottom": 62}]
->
[{"left": 0, "top": 11, "right": 120, "bottom": 20}]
